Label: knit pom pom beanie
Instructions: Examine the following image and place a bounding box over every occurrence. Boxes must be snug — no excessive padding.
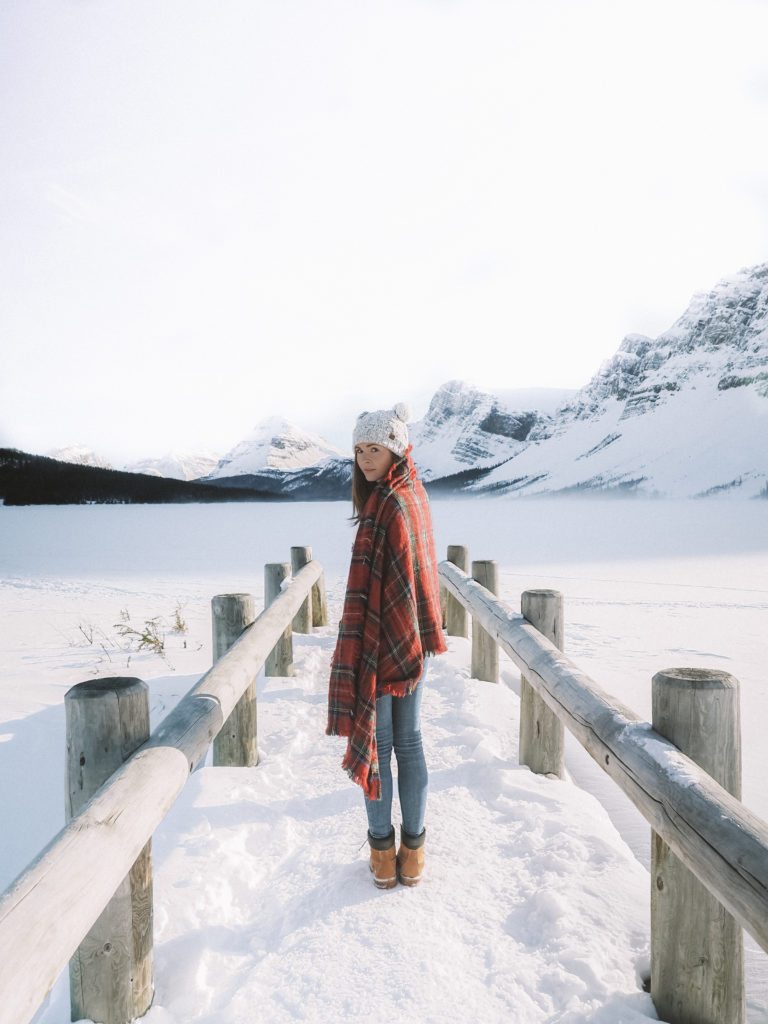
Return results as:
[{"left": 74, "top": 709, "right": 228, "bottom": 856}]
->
[{"left": 353, "top": 402, "right": 410, "bottom": 458}]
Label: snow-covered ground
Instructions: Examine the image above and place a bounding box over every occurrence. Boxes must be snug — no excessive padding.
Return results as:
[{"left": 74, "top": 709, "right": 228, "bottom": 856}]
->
[{"left": 1, "top": 499, "right": 766, "bottom": 1022}]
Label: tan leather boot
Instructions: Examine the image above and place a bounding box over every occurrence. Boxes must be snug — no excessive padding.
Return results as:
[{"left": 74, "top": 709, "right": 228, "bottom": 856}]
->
[
  {"left": 396, "top": 826, "right": 426, "bottom": 886},
  {"left": 368, "top": 829, "right": 397, "bottom": 889}
]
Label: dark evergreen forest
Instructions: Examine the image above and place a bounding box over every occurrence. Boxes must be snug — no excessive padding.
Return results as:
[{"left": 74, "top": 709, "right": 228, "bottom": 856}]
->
[{"left": 0, "top": 449, "right": 283, "bottom": 505}]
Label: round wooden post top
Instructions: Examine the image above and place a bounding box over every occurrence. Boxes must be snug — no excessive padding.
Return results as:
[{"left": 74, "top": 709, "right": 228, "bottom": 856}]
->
[
  {"left": 64, "top": 677, "right": 147, "bottom": 700},
  {"left": 446, "top": 545, "right": 469, "bottom": 568},
  {"left": 653, "top": 667, "right": 738, "bottom": 691},
  {"left": 522, "top": 588, "right": 562, "bottom": 599}
]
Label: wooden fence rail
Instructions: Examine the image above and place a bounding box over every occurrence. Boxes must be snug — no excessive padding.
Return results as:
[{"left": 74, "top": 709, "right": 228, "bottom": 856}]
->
[
  {"left": 0, "top": 557, "right": 325, "bottom": 1024},
  {"left": 3, "top": 541, "right": 764, "bottom": 1024},
  {"left": 439, "top": 556, "right": 768, "bottom": 1024}
]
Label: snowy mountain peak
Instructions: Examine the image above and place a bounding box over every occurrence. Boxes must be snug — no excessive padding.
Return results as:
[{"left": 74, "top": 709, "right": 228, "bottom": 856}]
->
[
  {"left": 423, "top": 380, "right": 489, "bottom": 422},
  {"left": 123, "top": 451, "right": 221, "bottom": 481},
  {"left": 471, "top": 261, "right": 768, "bottom": 498},
  {"left": 410, "top": 380, "right": 577, "bottom": 481},
  {"left": 45, "top": 444, "right": 113, "bottom": 470},
  {"left": 664, "top": 261, "right": 768, "bottom": 354},
  {"left": 254, "top": 414, "right": 296, "bottom": 434},
  {"left": 209, "top": 417, "right": 345, "bottom": 478},
  {"left": 563, "top": 261, "right": 768, "bottom": 424}
]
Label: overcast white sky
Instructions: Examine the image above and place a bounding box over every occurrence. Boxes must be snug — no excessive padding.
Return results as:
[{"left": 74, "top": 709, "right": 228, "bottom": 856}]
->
[{"left": 2, "top": 0, "right": 767, "bottom": 462}]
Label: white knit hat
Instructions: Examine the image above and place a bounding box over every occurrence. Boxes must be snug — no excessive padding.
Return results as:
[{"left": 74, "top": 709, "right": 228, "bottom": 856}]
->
[{"left": 353, "top": 402, "right": 410, "bottom": 457}]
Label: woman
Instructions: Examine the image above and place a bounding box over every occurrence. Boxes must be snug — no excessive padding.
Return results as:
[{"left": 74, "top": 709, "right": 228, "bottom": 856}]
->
[{"left": 326, "top": 403, "right": 447, "bottom": 889}]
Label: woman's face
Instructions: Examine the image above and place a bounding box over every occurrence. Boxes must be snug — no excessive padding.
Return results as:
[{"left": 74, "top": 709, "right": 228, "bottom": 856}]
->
[{"left": 355, "top": 442, "right": 395, "bottom": 482}]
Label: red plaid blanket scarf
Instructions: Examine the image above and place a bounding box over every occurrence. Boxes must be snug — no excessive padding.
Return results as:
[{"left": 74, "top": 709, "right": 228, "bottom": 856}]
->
[{"left": 326, "top": 444, "right": 447, "bottom": 800}]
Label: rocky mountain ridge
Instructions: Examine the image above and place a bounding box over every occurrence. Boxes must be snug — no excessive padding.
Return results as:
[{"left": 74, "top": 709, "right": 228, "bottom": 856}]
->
[
  {"left": 469, "top": 262, "right": 768, "bottom": 498},
  {"left": 37, "top": 261, "right": 768, "bottom": 500},
  {"left": 562, "top": 263, "right": 767, "bottom": 423},
  {"left": 205, "top": 416, "right": 345, "bottom": 479},
  {"left": 408, "top": 382, "right": 575, "bottom": 481}
]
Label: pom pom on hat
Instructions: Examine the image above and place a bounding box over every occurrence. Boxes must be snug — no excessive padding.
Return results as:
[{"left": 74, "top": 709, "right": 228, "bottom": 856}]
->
[{"left": 352, "top": 402, "right": 410, "bottom": 457}]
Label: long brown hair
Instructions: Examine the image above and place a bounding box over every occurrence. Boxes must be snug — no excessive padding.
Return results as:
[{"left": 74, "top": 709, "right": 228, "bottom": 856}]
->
[
  {"left": 349, "top": 460, "right": 376, "bottom": 523},
  {"left": 348, "top": 451, "right": 404, "bottom": 524}
]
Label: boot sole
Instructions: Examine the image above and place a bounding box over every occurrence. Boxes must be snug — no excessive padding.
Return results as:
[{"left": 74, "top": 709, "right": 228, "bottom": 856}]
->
[
  {"left": 369, "top": 865, "right": 397, "bottom": 889},
  {"left": 397, "top": 873, "right": 422, "bottom": 887}
]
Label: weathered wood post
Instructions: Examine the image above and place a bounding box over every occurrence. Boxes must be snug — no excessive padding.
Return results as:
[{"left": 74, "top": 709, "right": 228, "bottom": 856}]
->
[
  {"left": 311, "top": 573, "right": 329, "bottom": 627},
  {"left": 519, "top": 589, "right": 565, "bottom": 778},
  {"left": 65, "top": 677, "right": 153, "bottom": 1024},
  {"left": 445, "top": 545, "right": 469, "bottom": 638},
  {"left": 298, "top": 546, "right": 329, "bottom": 627},
  {"left": 438, "top": 553, "right": 448, "bottom": 631},
  {"left": 311, "top": 577, "right": 329, "bottom": 627},
  {"left": 211, "top": 593, "right": 258, "bottom": 767},
  {"left": 471, "top": 560, "right": 498, "bottom": 682},
  {"left": 265, "top": 562, "right": 294, "bottom": 676},
  {"left": 651, "top": 668, "right": 744, "bottom": 1024},
  {"left": 290, "top": 546, "right": 313, "bottom": 634}
]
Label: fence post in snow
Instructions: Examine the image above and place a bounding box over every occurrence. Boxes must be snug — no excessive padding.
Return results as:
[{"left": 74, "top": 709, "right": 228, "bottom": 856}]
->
[
  {"left": 64, "top": 677, "right": 153, "bottom": 1024},
  {"left": 211, "top": 593, "right": 259, "bottom": 767},
  {"left": 445, "top": 545, "right": 469, "bottom": 638},
  {"left": 471, "top": 560, "right": 499, "bottom": 683},
  {"left": 265, "top": 562, "right": 294, "bottom": 676},
  {"left": 651, "top": 668, "right": 745, "bottom": 1024},
  {"left": 519, "top": 590, "right": 566, "bottom": 779},
  {"left": 311, "top": 569, "right": 329, "bottom": 627},
  {"left": 290, "top": 546, "right": 313, "bottom": 634},
  {"left": 296, "top": 548, "right": 331, "bottom": 626}
]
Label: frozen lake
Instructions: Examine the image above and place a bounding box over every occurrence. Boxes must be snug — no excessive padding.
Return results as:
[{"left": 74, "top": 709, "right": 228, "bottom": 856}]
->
[{"left": 1, "top": 497, "right": 767, "bottom": 1020}]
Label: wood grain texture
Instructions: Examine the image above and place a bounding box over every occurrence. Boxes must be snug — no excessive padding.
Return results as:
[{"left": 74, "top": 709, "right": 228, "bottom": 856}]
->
[
  {"left": 311, "top": 570, "right": 329, "bottom": 627},
  {"left": 651, "top": 668, "right": 744, "bottom": 1024},
  {"left": 290, "top": 547, "right": 313, "bottom": 634},
  {"left": 519, "top": 590, "right": 565, "bottom": 778},
  {"left": 211, "top": 594, "right": 258, "bottom": 768},
  {"left": 65, "top": 678, "right": 153, "bottom": 1024},
  {"left": 438, "top": 560, "right": 768, "bottom": 956},
  {"left": 0, "top": 560, "right": 323, "bottom": 1024},
  {"left": 471, "top": 560, "right": 498, "bottom": 682},
  {"left": 265, "top": 562, "right": 294, "bottom": 677},
  {"left": 445, "top": 545, "right": 469, "bottom": 638}
]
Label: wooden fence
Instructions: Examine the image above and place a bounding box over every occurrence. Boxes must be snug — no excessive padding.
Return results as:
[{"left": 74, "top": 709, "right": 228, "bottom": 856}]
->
[
  {"left": 0, "top": 548, "right": 327, "bottom": 1024},
  {"left": 2, "top": 541, "right": 766, "bottom": 1024},
  {"left": 439, "top": 548, "right": 768, "bottom": 1024}
]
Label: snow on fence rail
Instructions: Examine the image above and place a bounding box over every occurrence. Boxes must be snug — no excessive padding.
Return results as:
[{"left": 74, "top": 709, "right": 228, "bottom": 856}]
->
[
  {"left": 3, "top": 538, "right": 765, "bottom": 1024},
  {"left": 439, "top": 548, "right": 768, "bottom": 1024},
  {"left": 0, "top": 549, "right": 327, "bottom": 1024}
]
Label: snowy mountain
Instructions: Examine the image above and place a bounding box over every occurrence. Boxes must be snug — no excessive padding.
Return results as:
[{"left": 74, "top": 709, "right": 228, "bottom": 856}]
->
[
  {"left": 37, "top": 263, "right": 768, "bottom": 500},
  {"left": 46, "top": 446, "right": 220, "bottom": 483},
  {"left": 123, "top": 452, "right": 220, "bottom": 481},
  {"left": 206, "top": 416, "right": 346, "bottom": 480},
  {"left": 409, "top": 381, "right": 576, "bottom": 481},
  {"left": 198, "top": 255, "right": 768, "bottom": 501},
  {"left": 45, "top": 444, "right": 113, "bottom": 470},
  {"left": 468, "top": 262, "right": 768, "bottom": 498}
]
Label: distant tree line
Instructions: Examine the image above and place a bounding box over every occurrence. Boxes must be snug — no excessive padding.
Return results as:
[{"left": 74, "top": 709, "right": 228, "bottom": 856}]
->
[{"left": 0, "top": 449, "right": 283, "bottom": 505}]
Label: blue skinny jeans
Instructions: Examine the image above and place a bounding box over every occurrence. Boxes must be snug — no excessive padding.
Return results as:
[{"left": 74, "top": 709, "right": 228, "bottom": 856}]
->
[{"left": 365, "top": 671, "right": 428, "bottom": 841}]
